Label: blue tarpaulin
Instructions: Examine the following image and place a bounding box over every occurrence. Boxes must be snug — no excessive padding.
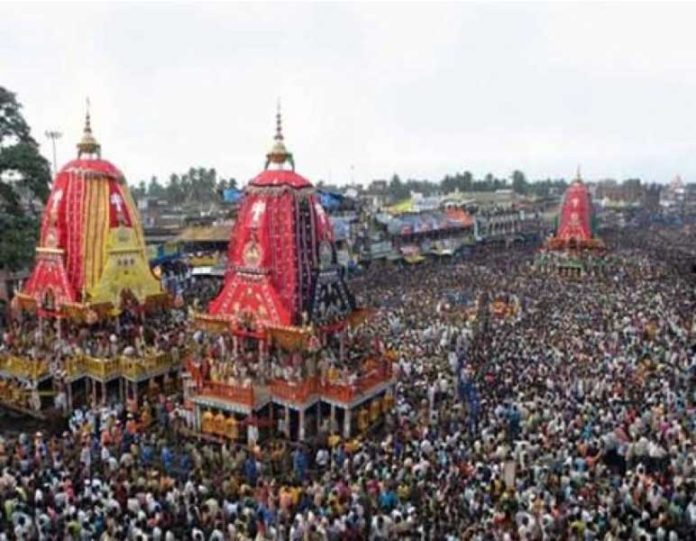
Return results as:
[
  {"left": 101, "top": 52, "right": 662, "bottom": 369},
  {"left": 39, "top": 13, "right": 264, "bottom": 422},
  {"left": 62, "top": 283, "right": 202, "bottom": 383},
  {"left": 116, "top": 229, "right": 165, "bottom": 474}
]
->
[
  {"left": 148, "top": 242, "right": 182, "bottom": 265},
  {"left": 330, "top": 217, "right": 352, "bottom": 241},
  {"left": 223, "top": 188, "right": 245, "bottom": 204},
  {"left": 318, "top": 190, "right": 343, "bottom": 211}
]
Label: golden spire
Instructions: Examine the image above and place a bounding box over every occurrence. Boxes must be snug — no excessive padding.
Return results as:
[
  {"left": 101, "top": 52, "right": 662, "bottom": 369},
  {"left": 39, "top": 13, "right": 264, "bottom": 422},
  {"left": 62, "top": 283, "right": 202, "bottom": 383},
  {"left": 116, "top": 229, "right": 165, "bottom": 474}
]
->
[
  {"left": 574, "top": 165, "right": 583, "bottom": 183},
  {"left": 275, "top": 99, "right": 284, "bottom": 141},
  {"left": 77, "top": 98, "right": 101, "bottom": 158},
  {"left": 265, "top": 100, "right": 294, "bottom": 170}
]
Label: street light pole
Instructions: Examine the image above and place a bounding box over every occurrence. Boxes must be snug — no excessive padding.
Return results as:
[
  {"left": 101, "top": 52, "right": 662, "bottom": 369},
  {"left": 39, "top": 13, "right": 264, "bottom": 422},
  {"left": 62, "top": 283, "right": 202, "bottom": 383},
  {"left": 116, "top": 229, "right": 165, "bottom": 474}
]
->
[{"left": 44, "top": 130, "right": 62, "bottom": 175}]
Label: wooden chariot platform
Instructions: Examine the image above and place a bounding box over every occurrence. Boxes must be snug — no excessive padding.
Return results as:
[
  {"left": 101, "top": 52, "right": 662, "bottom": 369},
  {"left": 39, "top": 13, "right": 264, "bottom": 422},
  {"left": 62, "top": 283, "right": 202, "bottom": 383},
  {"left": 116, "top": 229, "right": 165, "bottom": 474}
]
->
[
  {"left": 188, "top": 360, "right": 396, "bottom": 443},
  {"left": 0, "top": 351, "right": 183, "bottom": 415}
]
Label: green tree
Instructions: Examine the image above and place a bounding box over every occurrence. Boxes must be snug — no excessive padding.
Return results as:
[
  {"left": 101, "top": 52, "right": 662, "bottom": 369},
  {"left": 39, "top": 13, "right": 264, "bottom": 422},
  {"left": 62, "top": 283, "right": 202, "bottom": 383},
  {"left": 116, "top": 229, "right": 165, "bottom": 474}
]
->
[
  {"left": 511, "top": 170, "right": 528, "bottom": 194},
  {"left": 472, "top": 173, "right": 497, "bottom": 192},
  {"left": 147, "top": 175, "right": 165, "bottom": 199},
  {"left": 621, "top": 178, "right": 643, "bottom": 202},
  {"left": 440, "top": 171, "right": 473, "bottom": 193},
  {"left": 167, "top": 173, "right": 184, "bottom": 205},
  {"left": 131, "top": 180, "right": 147, "bottom": 200},
  {"left": 180, "top": 173, "right": 193, "bottom": 203},
  {"left": 388, "top": 174, "right": 409, "bottom": 200},
  {"left": 197, "top": 167, "right": 217, "bottom": 202},
  {"left": 216, "top": 178, "right": 229, "bottom": 199},
  {"left": 0, "top": 87, "right": 52, "bottom": 270},
  {"left": 461, "top": 171, "right": 473, "bottom": 191}
]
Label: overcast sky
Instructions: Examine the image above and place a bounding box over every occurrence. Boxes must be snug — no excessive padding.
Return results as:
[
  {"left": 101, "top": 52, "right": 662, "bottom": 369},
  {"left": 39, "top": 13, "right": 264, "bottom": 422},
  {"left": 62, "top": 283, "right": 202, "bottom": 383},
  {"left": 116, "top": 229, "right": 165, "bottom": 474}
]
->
[{"left": 2, "top": 2, "right": 695, "bottom": 186}]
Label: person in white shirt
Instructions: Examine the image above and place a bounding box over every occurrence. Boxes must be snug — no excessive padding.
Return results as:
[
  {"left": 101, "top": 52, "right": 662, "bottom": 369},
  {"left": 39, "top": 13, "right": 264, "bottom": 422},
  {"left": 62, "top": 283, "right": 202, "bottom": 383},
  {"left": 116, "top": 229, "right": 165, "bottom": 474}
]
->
[
  {"left": 370, "top": 514, "right": 392, "bottom": 541},
  {"left": 316, "top": 448, "right": 329, "bottom": 469},
  {"left": 687, "top": 496, "right": 696, "bottom": 527}
]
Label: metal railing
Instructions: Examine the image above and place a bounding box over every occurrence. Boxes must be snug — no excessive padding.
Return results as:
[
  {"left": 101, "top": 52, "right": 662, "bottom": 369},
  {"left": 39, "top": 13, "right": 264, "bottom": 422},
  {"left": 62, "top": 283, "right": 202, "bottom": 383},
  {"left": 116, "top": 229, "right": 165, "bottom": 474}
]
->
[
  {"left": 84, "top": 357, "right": 122, "bottom": 380},
  {"left": 198, "top": 381, "right": 255, "bottom": 406},
  {"left": 187, "top": 358, "right": 394, "bottom": 406},
  {"left": 121, "top": 352, "right": 173, "bottom": 380},
  {"left": 61, "top": 351, "right": 184, "bottom": 380},
  {"left": 269, "top": 377, "right": 319, "bottom": 403},
  {"left": 0, "top": 355, "right": 50, "bottom": 381},
  {"left": 320, "top": 363, "right": 393, "bottom": 403}
]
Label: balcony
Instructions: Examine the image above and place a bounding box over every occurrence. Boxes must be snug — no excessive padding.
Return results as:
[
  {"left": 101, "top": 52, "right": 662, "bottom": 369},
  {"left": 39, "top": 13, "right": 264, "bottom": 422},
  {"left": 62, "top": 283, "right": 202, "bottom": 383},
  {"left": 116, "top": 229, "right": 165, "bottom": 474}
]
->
[
  {"left": 269, "top": 377, "right": 319, "bottom": 404},
  {"left": 84, "top": 357, "right": 122, "bottom": 380},
  {"left": 64, "top": 357, "right": 85, "bottom": 379},
  {"left": 321, "top": 362, "right": 393, "bottom": 404},
  {"left": 121, "top": 352, "right": 176, "bottom": 381},
  {"left": 0, "top": 356, "right": 50, "bottom": 381},
  {"left": 197, "top": 381, "right": 256, "bottom": 407},
  {"left": 186, "top": 357, "right": 394, "bottom": 411},
  {"left": 63, "top": 351, "right": 183, "bottom": 381}
]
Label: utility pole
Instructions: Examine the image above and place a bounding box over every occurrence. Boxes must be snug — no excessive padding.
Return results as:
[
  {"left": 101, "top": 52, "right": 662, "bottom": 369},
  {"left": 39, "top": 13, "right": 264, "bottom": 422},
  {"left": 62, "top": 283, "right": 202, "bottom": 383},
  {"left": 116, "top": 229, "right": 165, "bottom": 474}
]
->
[{"left": 45, "top": 130, "right": 62, "bottom": 175}]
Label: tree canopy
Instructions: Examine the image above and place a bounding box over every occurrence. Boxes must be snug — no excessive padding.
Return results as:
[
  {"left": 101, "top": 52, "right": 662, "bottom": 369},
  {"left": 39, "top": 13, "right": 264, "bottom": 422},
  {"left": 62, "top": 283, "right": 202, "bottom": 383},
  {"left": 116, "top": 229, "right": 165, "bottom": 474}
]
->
[
  {"left": 0, "top": 87, "right": 52, "bottom": 271},
  {"left": 379, "top": 170, "right": 570, "bottom": 202},
  {"left": 131, "top": 167, "right": 236, "bottom": 205},
  {"left": 131, "top": 166, "right": 642, "bottom": 207}
]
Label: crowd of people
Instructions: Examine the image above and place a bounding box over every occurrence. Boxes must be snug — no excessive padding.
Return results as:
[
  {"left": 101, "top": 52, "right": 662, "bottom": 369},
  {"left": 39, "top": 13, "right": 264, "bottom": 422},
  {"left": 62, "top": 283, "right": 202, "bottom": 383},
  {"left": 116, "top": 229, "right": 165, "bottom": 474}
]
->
[
  {"left": 0, "top": 308, "right": 189, "bottom": 412},
  {"left": 0, "top": 226, "right": 695, "bottom": 539},
  {"left": 0, "top": 266, "right": 221, "bottom": 413},
  {"left": 1, "top": 311, "right": 189, "bottom": 362},
  {"left": 188, "top": 323, "right": 384, "bottom": 394}
]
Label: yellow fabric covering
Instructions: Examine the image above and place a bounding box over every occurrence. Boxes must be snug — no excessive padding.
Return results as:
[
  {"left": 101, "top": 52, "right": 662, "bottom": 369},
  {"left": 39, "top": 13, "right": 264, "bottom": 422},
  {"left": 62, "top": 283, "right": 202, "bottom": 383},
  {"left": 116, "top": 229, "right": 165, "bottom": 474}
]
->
[
  {"left": 82, "top": 175, "right": 110, "bottom": 292},
  {"left": 89, "top": 227, "right": 162, "bottom": 306}
]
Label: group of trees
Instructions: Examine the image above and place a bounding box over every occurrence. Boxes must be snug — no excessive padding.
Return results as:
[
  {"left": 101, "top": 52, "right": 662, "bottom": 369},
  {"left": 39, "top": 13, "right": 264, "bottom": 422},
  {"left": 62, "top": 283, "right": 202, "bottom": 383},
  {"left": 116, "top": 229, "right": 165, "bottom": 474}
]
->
[
  {"left": 376, "top": 170, "right": 570, "bottom": 201},
  {"left": 132, "top": 168, "right": 645, "bottom": 208},
  {"left": 0, "top": 87, "right": 52, "bottom": 271},
  {"left": 134, "top": 169, "right": 575, "bottom": 207},
  {"left": 131, "top": 168, "right": 236, "bottom": 206},
  {"left": 372, "top": 172, "right": 648, "bottom": 202}
]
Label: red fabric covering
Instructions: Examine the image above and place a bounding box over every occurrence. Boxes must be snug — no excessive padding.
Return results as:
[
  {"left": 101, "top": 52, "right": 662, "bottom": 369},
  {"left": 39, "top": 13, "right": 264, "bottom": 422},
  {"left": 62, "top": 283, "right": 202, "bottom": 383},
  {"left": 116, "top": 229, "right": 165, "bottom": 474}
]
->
[
  {"left": 59, "top": 158, "right": 124, "bottom": 179},
  {"left": 207, "top": 271, "right": 292, "bottom": 327},
  {"left": 209, "top": 168, "right": 335, "bottom": 327},
  {"left": 555, "top": 180, "right": 593, "bottom": 242},
  {"left": 107, "top": 179, "right": 134, "bottom": 228},
  {"left": 249, "top": 169, "right": 313, "bottom": 189},
  {"left": 22, "top": 157, "right": 140, "bottom": 307},
  {"left": 22, "top": 251, "right": 77, "bottom": 306}
]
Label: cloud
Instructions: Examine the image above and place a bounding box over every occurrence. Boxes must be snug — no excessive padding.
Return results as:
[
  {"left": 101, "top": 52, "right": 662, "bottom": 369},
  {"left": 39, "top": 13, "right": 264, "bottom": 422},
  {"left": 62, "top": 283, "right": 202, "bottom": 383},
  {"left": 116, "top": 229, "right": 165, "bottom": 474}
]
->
[{"left": 1, "top": 2, "right": 695, "bottom": 185}]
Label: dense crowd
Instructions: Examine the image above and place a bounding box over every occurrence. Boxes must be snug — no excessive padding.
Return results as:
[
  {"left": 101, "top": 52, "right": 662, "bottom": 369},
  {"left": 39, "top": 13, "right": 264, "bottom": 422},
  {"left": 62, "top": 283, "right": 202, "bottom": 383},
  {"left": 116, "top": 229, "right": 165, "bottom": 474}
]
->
[
  {"left": 0, "top": 263, "right": 218, "bottom": 371},
  {"left": 0, "top": 226, "right": 695, "bottom": 539},
  {"left": 0, "top": 268, "right": 220, "bottom": 412},
  {"left": 190, "top": 325, "right": 382, "bottom": 394},
  {"left": 0, "top": 309, "right": 189, "bottom": 412}
]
